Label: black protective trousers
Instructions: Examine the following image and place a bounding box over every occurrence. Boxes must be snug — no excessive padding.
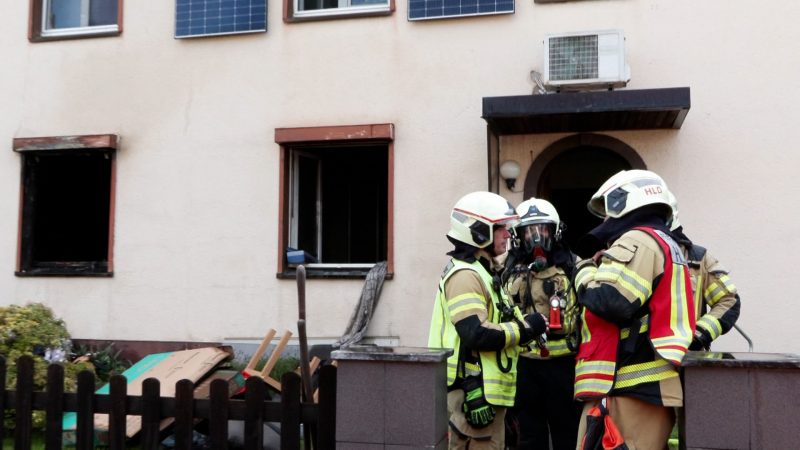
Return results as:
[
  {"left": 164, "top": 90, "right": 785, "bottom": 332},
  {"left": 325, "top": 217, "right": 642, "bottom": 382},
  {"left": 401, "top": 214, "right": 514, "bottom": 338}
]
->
[{"left": 511, "top": 356, "right": 582, "bottom": 450}]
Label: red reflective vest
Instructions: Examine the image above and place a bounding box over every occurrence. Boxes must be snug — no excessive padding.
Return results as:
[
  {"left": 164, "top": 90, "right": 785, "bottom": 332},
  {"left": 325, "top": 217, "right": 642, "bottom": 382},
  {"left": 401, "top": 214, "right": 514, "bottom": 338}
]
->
[{"left": 574, "top": 227, "right": 695, "bottom": 400}]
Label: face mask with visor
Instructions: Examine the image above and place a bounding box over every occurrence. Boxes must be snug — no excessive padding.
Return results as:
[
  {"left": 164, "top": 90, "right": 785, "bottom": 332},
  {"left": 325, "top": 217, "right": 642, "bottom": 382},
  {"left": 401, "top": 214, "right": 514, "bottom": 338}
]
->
[{"left": 519, "top": 222, "right": 556, "bottom": 253}]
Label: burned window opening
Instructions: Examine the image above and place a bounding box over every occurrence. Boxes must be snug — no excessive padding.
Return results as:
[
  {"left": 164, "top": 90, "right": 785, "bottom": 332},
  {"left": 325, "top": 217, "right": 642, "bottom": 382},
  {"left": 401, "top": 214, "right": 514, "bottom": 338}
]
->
[{"left": 18, "top": 150, "right": 113, "bottom": 276}]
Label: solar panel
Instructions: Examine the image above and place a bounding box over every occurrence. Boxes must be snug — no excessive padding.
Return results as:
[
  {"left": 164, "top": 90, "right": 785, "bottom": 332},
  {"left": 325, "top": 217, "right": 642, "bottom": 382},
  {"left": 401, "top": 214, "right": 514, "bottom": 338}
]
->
[
  {"left": 175, "top": 0, "right": 267, "bottom": 38},
  {"left": 407, "top": 0, "right": 513, "bottom": 21}
]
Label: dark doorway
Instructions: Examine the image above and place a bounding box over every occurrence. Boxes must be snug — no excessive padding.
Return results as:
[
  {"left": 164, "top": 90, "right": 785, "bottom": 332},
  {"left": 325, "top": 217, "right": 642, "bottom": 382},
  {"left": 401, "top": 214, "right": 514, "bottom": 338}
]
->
[{"left": 534, "top": 146, "right": 632, "bottom": 251}]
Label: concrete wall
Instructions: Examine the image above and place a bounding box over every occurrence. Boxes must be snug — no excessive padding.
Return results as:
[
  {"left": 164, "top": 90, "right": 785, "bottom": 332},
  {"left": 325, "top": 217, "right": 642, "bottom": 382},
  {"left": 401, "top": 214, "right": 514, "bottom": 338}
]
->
[{"left": 1, "top": 0, "right": 799, "bottom": 353}]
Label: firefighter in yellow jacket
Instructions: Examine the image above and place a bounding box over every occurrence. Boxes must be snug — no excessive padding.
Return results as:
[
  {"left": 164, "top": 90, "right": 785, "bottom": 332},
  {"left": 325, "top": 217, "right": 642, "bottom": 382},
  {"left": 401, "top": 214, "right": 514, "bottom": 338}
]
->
[
  {"left": 572, "top": 170, "right": 695, "bottom": 450},
  {"left": 666, "top": 191, "right": 741, "bottom": 350},
  {"left": 429, "top": 191, "right": 548, "bottom": 450},
  {"left": 503, "top": 198, "right": 581, "bottom": 450}
]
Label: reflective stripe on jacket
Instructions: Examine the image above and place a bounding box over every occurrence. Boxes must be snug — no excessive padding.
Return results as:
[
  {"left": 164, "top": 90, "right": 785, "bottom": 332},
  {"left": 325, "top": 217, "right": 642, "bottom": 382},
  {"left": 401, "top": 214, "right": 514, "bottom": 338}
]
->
[{"left": 640, "top": 228, "right": 695, "bottom": 365}]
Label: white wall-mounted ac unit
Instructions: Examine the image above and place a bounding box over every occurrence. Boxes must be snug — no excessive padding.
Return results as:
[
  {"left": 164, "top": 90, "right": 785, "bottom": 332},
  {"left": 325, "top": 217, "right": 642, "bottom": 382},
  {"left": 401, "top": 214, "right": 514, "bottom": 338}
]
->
[{"left": 543, "top": 29, "right": 630, "bottom": 92}]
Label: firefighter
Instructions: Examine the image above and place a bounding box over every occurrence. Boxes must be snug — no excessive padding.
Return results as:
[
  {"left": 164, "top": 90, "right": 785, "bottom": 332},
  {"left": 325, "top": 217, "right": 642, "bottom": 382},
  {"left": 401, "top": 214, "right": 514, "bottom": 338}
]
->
[
  {"left": 572, "top": 170, "right": 696, "bottom": 450},
  {"left": 428, "top": 191, "right": 548, "bottom": 450},
  {"left": 666, "top": 191, "right": 741, "bottom": 350},
  {"left": 503, "top": 198, "right": 582, "bottom": 450}
]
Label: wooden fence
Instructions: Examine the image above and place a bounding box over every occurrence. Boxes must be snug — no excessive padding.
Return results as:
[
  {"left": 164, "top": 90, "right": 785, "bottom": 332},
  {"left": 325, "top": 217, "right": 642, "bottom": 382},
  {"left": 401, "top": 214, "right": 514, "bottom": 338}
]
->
[{"left": 0, "top": 355, "right": 336, "bottom": 450}]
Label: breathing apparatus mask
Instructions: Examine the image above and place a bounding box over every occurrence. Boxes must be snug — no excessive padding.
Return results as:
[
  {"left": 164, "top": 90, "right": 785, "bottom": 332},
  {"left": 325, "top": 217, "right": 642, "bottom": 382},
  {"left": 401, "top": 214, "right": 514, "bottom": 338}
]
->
[{"left": 516, "top": 223, "right": 556, "bottom": 271}]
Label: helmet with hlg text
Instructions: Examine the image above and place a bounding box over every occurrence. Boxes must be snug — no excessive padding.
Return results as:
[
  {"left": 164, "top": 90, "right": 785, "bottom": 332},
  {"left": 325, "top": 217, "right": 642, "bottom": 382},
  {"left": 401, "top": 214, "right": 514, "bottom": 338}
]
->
[
  {"left": 588, "top": 169, "right": 673, "bottom": 221},
  {"left": 514, "top": 197, "right": 561, "bottom": 252},
  {"left": 447, "top": 192, "right": 518, "bottom": 248}
]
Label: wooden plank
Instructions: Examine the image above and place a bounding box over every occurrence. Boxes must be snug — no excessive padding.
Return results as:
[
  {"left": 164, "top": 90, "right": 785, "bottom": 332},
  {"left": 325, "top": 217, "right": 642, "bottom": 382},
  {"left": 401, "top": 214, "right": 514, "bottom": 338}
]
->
[
  {"left": 275, "top": 124, "right": 394, "bottom": 144},
  {"left": 76, "top": 370, "right": 96, "bottom": 450},
  {"left": 245, "top": 329, "right": 277, "bottom": 372},
  {"left": 44, "top": 364, "right": 64, "bottom": 450},
  {"left": 312, "top": 359, "right": 334, "bottom": 403},
  {"left": 209, "top": 379, "right": 229, "bottom": 450},
  {"left": 316, "top": 365, "right": 337, "bottom": 449},
  {"left": 108, "top": 376, "right": 127, "bottom": 450},
  {"left": 259, "top": 330, "right": 293, "bottom": 382},
  {"left": 263, "top": 376, "right": 283, "bottom": 392},
  {"left": 244, "top": 377, "right": 265, "bottom": 450},
  {"left": 173, "top": 380, "right": 194, "bottom": 450},
  {"left": 13, "top": 134, "right": 119, "bottom": 152},
  {"left": 280, "top": 372, "right": 301, "bottom": 450},
  {"left": 140, "top": 379, "right": 161, "bottom": 450},
  {"left": 14, "top": 356, "right": 34, "bottom": 450}
]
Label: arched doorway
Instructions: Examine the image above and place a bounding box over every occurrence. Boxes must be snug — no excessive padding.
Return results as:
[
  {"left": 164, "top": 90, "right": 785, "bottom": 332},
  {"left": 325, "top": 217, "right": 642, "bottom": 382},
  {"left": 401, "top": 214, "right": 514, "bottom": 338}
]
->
[{"left": 523, "top": 134, "right": 645, "bottom": 250}]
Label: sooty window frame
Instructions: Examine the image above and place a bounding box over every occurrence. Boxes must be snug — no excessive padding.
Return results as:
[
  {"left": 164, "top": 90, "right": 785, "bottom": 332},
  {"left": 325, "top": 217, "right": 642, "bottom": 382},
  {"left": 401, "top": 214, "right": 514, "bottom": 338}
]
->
[{"left": 13, "top": 134, "right": 117, "bottom": 277}]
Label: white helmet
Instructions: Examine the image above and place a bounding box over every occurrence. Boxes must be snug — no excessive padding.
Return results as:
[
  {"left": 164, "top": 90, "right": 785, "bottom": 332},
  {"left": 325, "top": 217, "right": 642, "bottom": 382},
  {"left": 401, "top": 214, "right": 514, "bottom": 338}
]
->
[
  {"left": 588, "top": 169, "right": 673, "bottom": 220},
  {"left": 447, "top": 191, "right": 518, "bottom": 248},
  {"left": 666, "top": 190, "right": 681, "bottom": 231},
  {"left": 515, "top": 198, "right": 561, "bottom": 252}
]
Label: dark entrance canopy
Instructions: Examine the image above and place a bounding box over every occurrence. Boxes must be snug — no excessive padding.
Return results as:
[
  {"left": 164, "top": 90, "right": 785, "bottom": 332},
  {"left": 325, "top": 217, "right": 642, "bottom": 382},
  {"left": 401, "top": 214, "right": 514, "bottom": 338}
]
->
[
  {"left": 482, "top": 87, "right": 690, "bottom": 135},
  {"left": 481, "top": 87, "right": 690, "bottom": 191}
]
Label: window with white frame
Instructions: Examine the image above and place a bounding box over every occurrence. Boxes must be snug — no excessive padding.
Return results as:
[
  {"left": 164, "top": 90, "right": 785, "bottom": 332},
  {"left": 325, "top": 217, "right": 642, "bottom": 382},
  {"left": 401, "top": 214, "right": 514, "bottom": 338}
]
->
[
  {"left": 289, "top": 0, "right": 392, "bottom": 21},
  {"left": 30, "top": 0, "right": 120, "bottom": 41}
]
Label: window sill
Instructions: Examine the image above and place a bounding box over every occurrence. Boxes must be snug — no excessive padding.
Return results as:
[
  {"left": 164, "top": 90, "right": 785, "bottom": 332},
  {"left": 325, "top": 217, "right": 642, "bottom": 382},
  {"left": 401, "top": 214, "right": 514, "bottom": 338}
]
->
[
  {"left": 16, "top": 262, "right": 112, "bottom": 277},
  {"left": 277, "top": 268, "right": 393, "bottom": 280},
  {"left": 31, "top": 28, "right": 120, "bottom": 43},
  {"left": 16, "top": 270, "right": 113, "bottom": 277},
  {"left": 285, "top": 6, "right": 393, "bottom": 23}
]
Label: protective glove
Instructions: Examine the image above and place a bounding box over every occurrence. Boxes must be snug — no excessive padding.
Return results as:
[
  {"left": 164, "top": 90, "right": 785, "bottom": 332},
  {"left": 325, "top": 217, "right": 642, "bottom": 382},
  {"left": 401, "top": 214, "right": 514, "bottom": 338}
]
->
[
  {"left": 524, "top": 313, "right": 548, "bottom": 336},
  {"left": 689, "top": 328, "right": 712, "bottom": 351},
  {"left": 461, "top": 376, "right": 495, "bottom": 428}
]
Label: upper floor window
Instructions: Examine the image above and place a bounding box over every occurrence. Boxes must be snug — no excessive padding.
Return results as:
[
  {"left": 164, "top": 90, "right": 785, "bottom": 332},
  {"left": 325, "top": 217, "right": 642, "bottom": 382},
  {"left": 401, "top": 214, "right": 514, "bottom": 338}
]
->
[
  {"left": 275, "top": 124, "right": 394, "bottom": 278},
  {"left": 286, "top": 0, "right": 393, "bottom": 22},
  {"left": 13, "top": 135, "right": 117, "bottom": 277},
  {"left": 30, "top": 0, "right": 121, "bottom": 41}
]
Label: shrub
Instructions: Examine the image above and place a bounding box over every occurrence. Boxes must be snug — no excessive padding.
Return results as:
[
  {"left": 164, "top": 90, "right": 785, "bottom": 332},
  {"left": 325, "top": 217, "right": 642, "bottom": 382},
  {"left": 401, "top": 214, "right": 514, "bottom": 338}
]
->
[
  {"left": 72, "top": 342, "right": 131, "bottom": 382},
  {"left": 0, "top": 303, "right": 94, "bottom": 429}
]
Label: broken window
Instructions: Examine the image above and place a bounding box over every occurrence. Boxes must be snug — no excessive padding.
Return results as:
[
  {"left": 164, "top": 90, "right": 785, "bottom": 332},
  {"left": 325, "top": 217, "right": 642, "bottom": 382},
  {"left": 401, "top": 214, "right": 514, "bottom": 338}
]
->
[{"left": 14, "top": 135, "right": 117, "bottom": 276}]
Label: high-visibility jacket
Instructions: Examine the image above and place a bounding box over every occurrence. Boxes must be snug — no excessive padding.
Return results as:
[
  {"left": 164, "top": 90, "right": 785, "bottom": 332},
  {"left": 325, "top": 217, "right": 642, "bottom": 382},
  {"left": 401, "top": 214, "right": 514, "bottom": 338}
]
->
[
  {"left": 574, "top": 227, "right": 695, "bottom": 405},
  {"left": 428, "top": 257, "right": 523, "bottom": 407}
]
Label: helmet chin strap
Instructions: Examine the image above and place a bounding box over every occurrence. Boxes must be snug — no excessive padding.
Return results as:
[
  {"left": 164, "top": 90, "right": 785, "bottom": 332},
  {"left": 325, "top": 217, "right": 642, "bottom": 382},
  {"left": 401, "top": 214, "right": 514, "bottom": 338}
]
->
[{"left": 531, "top": 246, "right": 548, "bottom": 271}]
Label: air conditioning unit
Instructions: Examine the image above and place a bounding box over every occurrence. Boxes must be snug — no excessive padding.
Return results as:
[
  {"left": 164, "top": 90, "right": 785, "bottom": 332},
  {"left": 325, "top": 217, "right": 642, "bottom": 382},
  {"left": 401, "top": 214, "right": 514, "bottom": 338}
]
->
[{"left": 543, "top": 29, "right": 630, "bottom": 92}]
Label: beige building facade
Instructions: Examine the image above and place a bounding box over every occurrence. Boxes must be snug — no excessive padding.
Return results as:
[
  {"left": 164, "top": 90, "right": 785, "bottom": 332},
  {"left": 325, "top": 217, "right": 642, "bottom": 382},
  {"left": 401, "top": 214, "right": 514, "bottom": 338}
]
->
[{"left": 1, "top": 0, "right": 798, "bottom": 353}]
